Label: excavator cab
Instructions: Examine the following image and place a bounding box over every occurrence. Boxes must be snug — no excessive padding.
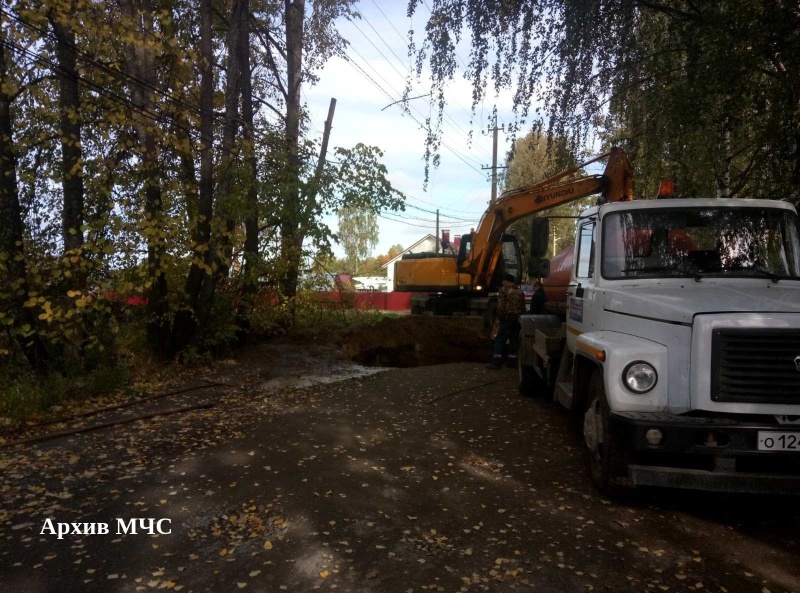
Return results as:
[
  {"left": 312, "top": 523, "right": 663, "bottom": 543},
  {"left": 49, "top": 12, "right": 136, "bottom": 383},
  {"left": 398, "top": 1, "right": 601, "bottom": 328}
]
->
[
  {"left": 458, "top": 233, "right": 522, "bottom": 289},
  {"left": 498, "top": 235, "right": 523, "bottom": 286},
  {"left": 529, "top": 217, "right": 551, "bottom": 278},
  {"left": 456, "top": 233, "right": 473, "bottom": 268},
  {"left": 486, "top": 236, "right": 523, "bottom": 290}
]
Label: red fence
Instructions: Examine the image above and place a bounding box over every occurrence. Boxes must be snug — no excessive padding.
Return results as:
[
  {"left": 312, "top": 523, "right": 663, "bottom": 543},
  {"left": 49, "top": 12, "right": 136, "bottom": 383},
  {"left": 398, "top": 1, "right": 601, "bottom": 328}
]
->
[{"left": 316, "top": 291, "right": 413, "bottom": 311}]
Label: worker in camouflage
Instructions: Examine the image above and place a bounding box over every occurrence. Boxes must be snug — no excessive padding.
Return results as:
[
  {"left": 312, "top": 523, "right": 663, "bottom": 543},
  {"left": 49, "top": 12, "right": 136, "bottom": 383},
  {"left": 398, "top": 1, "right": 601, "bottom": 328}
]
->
[{"left": 489, "top": 274, "right": 526, "bottom": 369}]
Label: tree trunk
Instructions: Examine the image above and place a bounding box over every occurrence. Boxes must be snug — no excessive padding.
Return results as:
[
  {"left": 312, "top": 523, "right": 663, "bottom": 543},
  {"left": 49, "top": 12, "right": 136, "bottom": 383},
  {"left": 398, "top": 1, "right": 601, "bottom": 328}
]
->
[
  {"left": 0, "top": 39, "right": 50, "bottom": 370},
  {"left": 717, "top": 123, "right": 732, "bottom": 199},
  {"left": 192, "top": 0, "right": 244, "bottom": 346},
  {"left": 279, "top": 0, "right": 305, "bottom": 304},
  {"left": 237, "top": 0, "right": 259, "bottom": 342},
  {"left": 173, "top": 0, "right": 215, "bottom": 354},
  {"left": 793, "top": 82, "right": 800, "bottom": 198},
  {"left": 50, "top": 15, "right": 85, "bottom": 260},
  {"left": 119, "top": 0, "right": 169, "bottom": 356},
  {"left": 241, "top": 0, "right": 258, "bottom": 284},
  {"left": 219, "top": 0, "right": 245, "bottom": 278},
  {"left": 50, "top": 11, "right": 86, "bottom": 368}
]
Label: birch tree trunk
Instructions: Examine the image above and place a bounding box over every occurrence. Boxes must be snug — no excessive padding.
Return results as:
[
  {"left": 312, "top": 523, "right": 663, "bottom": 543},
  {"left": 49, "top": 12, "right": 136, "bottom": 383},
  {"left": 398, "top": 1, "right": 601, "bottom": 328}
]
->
[
  {"left": 279, "top": 0, "right": 304, "bottom": 303},
  {"left": 717, "top": 122, "right": 732, "bottom": 199},
  {"left": 119, "top": 0, "right": 169, "bottom": 355}
]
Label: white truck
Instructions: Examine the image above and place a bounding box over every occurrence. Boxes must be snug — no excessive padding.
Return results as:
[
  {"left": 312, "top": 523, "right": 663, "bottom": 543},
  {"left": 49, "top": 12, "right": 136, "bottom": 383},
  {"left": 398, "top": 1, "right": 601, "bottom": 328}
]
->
[{"left": 518, "top": 195, "right": 800, "bottom": 495}]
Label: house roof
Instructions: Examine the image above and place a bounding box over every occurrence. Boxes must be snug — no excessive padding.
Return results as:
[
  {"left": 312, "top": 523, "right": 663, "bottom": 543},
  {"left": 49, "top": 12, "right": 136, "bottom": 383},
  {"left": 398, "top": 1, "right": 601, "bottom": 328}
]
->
[{"left": 381, "top": 234, "right": 437, "bottom": 268}]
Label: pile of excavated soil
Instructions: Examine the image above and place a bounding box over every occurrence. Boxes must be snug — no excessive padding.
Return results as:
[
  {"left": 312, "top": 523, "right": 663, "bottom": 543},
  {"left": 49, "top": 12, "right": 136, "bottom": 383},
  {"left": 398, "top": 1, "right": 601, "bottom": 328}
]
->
[{"left": 336, "top": 315, "right": 491, "bottom": 367}]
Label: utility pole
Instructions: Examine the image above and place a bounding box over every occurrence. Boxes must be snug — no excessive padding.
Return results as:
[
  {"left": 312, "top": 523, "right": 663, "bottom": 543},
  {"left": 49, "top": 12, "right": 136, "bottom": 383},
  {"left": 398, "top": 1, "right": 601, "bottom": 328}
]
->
[
  {"left": 435, "top": 209, "right": 439, "bottom": 254},
  {"left": 482, "top": 114, "right": 506, "bottom": 205}
]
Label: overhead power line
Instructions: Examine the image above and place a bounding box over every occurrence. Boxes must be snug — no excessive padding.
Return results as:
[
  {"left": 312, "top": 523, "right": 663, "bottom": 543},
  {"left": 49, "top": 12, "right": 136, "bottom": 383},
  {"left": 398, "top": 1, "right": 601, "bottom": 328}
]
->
[
  {"left": 342, "top": 50, "right": 486, "bottom": 178},
  {"left": 378, "top": 212, "right": 475, "bottom": 230},
  {"left": 342, "top": 44, "right": 486, "bottom": 172},
  {"left": 353, "top": 10, "right": 487, "bottom": 159},
  {"left": 1, "top": 9, "right": 337, "bottom": 170},
  {"left": 403, "top": 192, "right": 487, "bottom": 216},
  {"left": 2, "top": 8, "right": 233, "bottom": 134},
  {"left": 403, "top": 202, "right": 480, "bottom": 222},
  {"left": 366, "top": 0, "right": 480, "bottom": 137},
  {"left": 0, "top": 37, "right": 261, "bottom": 168}
]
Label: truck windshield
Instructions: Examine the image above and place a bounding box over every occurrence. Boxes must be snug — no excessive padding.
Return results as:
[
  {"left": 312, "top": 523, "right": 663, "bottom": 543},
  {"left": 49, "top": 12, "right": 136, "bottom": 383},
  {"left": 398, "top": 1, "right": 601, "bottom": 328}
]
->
[{"left": 602, "top": 207, "right": 800, "bottom": 280}]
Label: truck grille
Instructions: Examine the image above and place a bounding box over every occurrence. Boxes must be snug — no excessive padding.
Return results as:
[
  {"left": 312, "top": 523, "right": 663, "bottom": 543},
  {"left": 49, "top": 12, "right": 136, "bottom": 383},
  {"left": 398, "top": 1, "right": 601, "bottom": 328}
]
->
[{"left": 711, "top": 328, "right": 800, "bottom": 404}]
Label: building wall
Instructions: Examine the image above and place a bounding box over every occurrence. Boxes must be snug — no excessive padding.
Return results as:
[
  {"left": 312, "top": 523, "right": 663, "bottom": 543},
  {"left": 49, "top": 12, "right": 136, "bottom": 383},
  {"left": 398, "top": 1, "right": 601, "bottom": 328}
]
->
[{"left": 352, "top": 276, "right": 389, "bottom": 292}]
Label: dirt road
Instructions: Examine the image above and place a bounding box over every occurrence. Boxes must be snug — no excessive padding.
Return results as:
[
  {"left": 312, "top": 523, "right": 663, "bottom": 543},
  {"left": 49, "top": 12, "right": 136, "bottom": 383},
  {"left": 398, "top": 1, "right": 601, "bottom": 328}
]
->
[{"left": 1, "top": 358, "right": 799, "bottom": 593}]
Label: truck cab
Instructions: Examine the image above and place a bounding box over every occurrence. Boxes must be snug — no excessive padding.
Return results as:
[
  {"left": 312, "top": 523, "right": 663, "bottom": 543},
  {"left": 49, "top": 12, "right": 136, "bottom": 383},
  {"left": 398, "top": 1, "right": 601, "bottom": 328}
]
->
[{"left": 519, "top": 197, "right": 800, "bottom": 494}]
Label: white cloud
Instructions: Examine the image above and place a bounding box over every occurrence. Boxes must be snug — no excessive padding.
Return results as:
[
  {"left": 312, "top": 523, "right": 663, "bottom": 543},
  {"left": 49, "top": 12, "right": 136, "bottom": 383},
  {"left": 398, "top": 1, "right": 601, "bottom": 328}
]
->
[{"left": 303, "top": 2, "right": 542, "bottom": 259}]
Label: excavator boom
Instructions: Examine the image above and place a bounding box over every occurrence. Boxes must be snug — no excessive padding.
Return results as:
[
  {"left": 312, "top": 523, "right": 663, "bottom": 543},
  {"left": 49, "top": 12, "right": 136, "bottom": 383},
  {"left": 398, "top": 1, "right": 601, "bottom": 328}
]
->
[
  {"left": 466, "top": 147, "right": 633, "bottom": 289},
  {"left": 393, "top": 147, "right": 633, "bottom": 300}
]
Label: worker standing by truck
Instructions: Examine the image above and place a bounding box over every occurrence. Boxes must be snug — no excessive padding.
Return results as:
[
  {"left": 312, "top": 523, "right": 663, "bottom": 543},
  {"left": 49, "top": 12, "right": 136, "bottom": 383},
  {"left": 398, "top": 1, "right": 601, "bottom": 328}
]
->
[
  {"left": 489, "top": 274, "right": 526, "bottom": 369},
  {"left": 529, "top": 281, "right": 547, "bottom": 314}
]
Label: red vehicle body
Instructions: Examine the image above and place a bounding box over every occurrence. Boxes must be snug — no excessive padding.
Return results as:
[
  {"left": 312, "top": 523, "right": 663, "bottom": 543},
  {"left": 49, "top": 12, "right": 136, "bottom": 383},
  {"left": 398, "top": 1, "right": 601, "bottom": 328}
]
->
[{"left": 542, "top": 245, "right": 574, "bottom": 305}]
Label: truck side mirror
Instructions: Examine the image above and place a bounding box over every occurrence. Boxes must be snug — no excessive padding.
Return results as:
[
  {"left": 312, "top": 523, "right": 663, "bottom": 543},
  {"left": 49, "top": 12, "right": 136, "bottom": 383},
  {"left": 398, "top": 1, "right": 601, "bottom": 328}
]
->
[
  {"left": 530, "top": 218, "right": 549, "bottom": 258},
  {"left": 529, "top": 257, "right": 550, "bottom": 279}
]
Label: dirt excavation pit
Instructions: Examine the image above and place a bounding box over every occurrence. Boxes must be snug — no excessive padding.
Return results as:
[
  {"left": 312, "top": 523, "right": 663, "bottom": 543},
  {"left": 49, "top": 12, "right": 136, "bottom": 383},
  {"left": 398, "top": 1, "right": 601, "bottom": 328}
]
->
[{"left": 336, "top": 315, "right": 492, "bottom": 367}]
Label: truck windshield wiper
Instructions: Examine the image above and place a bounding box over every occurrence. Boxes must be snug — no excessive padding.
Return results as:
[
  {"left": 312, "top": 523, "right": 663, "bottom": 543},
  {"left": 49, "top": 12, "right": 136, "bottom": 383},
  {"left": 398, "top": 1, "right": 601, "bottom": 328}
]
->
[
  {"left": 620, "top": 265, "right": 699, "bottom": 278},
  {"left": 720, "top": 266, "right": 785, "bottom": 283}
]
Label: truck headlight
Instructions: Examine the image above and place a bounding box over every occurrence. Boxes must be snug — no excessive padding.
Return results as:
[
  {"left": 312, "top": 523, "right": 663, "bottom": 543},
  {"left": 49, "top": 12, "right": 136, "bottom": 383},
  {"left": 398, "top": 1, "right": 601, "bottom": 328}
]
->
[{"left": 623, "top": 361, "right": 657, "bottom": 394}]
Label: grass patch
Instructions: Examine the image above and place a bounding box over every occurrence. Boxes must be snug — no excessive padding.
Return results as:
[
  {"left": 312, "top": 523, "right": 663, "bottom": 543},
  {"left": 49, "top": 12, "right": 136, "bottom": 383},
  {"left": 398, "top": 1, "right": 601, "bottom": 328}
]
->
[
  {"left": 0, "top": 298, "right": 406, "bottom": 426},
  {"left": 0, "top": 364, "right": 131, "bottom": 426},
  {"left": 0, "top": 320, "right": 164, "bottom": 429},
  {"left": 293, "top": 290, "right": 404, "bottom": 332}
]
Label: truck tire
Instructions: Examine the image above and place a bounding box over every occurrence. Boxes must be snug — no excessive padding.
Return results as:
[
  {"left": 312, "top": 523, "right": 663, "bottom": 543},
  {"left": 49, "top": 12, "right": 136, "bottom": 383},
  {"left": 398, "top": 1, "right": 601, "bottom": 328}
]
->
[{"left": 583, "top": 372, "right": 632, "bottom": 497}]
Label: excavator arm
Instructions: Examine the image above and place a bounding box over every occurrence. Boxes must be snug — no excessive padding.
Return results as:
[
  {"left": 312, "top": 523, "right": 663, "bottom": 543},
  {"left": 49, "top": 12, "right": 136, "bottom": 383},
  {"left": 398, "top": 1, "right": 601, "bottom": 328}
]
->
[{"left": 463, "top": 147, "right": 634, "bottom": 288}]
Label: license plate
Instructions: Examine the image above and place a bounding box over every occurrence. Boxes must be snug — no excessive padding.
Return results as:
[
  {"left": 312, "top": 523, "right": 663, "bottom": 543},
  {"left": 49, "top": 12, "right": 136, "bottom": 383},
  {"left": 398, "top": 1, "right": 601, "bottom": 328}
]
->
[{"left": 758, "top": 431, "right": 800, "bottom": 451}]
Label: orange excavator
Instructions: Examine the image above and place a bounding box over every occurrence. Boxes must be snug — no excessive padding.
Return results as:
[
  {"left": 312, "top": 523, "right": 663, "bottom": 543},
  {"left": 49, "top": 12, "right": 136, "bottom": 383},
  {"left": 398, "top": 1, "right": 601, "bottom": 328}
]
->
[{"left": 393, "top": 147, "right": 634, "bottom": 320}]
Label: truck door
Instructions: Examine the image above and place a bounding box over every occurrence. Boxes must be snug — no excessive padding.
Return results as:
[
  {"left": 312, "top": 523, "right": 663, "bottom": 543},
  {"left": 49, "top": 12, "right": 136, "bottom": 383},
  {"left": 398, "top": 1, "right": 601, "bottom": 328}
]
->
[{"left": 566, "top": 218, "right": 597, "bottom": 350}]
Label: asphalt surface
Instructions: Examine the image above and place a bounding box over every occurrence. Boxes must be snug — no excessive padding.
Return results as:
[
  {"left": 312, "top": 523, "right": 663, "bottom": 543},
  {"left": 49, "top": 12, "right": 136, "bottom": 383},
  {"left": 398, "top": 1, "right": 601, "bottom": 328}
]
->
[{"left": 1, "top": 363, "right": 799, "bottom": 593}]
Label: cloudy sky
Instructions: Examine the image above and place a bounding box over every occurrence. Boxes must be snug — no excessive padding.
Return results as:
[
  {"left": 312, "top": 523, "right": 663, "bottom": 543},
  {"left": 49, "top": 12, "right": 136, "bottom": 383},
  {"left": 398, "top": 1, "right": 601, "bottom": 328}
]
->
[{"left": 302, "top": 1, "right": 521, "bottom": 259}]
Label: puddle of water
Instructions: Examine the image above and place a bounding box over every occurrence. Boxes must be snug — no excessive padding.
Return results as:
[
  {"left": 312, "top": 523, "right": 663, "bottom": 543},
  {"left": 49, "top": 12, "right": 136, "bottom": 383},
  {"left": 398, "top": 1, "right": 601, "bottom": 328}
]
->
[{"left": 258, "top": 364, "right": 388, "bottom": 392}]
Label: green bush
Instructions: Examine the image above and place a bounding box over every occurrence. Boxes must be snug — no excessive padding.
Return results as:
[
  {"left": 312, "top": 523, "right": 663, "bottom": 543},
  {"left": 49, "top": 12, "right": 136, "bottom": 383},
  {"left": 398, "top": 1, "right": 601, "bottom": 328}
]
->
[{"left": 0, "top": 363, "right": 130, "bottom": 426}]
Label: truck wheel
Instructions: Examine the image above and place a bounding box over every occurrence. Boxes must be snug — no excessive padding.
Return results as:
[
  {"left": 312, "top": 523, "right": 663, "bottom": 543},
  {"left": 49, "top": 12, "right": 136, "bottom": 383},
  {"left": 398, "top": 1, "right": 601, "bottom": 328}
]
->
[{"left": 583, "top": 372, "right": 632, "bottom": 496}]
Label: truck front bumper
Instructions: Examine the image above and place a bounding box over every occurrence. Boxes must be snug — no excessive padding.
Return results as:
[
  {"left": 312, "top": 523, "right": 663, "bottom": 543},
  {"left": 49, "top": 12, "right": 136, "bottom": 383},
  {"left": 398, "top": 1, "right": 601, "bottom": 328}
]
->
[{"left": 610, "top": 412, "right": 800, "bottom": 495}]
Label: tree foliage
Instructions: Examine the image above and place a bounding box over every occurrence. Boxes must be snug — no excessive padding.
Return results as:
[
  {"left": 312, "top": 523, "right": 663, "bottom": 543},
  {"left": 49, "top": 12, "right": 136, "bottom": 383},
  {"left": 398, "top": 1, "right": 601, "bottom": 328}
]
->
[
  {"left": 313, "top": 243, "right": 404, "bottom": 278},
  {"left": 337, "top": 205, "right": 378, "bottom": 274},
  {"left": 409, "top": 0, "right": 800, "bottom": 200},
  {"left": 503, "top": 131, "right": 591, "bottom": 264},
  {"left": 0, "top": 0, "right": 403, "bottom": 373}
]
